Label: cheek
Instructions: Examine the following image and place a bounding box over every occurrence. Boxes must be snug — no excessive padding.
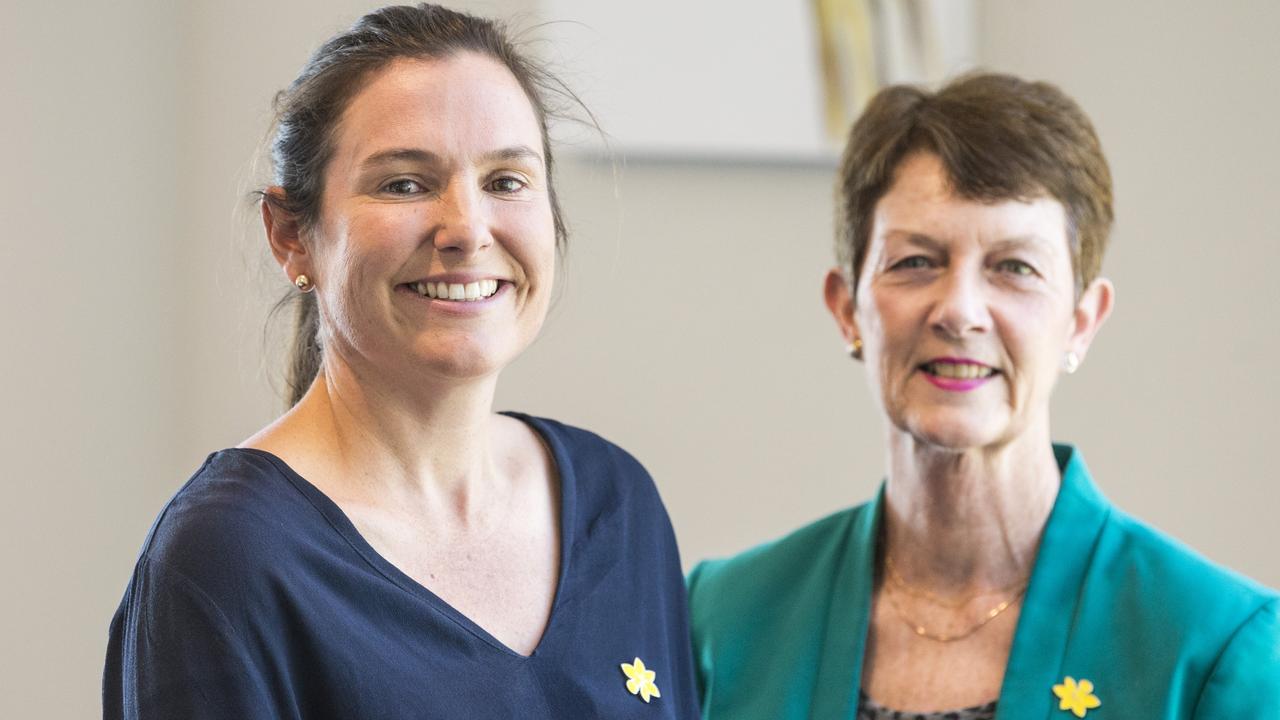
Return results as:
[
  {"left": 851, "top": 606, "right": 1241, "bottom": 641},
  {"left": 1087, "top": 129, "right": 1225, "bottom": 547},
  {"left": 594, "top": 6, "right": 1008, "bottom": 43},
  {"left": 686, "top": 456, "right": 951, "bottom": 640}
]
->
[
  {"left": 1000, "top": 306, "right": 1069, "bottom": 388},
  {"left": 863, "top": 292, "right": 919, "bottom": 361},
  {"left": 331, "top": 242, "right": 394, "bottom": 299},
  {"left": 858, "top": 299, "right": 915, "bottom": 408},
  {"left": 505, "top": 205, "right": 557, "bottom": 284},
  {"left": 353, "top": 206, "right": 424, "bottom": 252},
  {"left": 315, "top": 225, "right": 407, "bottom": 327}
]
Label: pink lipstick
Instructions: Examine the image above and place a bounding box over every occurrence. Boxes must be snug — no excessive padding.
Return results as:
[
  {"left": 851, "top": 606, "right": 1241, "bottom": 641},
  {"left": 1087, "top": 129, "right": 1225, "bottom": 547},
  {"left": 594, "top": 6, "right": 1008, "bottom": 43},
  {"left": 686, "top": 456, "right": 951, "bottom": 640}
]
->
[
  {"left": 919, "top": 357, "right": 998, "bottom": 392},
  {"left": 921, "top": 374, "right": 994, "bottom": 392}
]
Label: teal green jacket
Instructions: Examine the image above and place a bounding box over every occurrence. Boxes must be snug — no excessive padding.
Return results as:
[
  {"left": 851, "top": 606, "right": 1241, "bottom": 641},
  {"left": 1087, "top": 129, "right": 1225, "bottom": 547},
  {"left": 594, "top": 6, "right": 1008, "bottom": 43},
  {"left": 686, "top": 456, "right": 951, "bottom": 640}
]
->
[{"left": 687, "top": 446, "right": 1280, "bottom": 719}]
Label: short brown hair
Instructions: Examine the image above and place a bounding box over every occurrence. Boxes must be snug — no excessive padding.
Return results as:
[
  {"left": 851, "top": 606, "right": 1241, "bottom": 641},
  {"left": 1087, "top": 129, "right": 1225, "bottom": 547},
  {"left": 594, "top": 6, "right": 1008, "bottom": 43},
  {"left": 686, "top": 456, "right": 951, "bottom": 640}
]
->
[{"left": 836, "top": 73, "right": 1113, "bottom": 298}]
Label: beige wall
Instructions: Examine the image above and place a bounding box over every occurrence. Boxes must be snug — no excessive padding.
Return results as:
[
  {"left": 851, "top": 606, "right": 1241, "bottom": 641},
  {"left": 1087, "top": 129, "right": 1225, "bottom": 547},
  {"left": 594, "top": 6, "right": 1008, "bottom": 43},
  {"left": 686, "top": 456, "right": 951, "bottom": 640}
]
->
[
  {"left": 3, "top": 1, "right": 1277, "bottom": 717},
  {"left": 977, "top": 0, "right": 1280, "bottom": 582},
  {"left": 1, "top": 3, "right": 184, "bottom": 717}
]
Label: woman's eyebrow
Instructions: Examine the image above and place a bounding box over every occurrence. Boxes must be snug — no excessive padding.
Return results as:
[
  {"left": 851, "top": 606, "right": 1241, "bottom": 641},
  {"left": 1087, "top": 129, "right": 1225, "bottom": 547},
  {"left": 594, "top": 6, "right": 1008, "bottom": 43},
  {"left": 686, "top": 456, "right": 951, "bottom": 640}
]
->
[
  {"left": 883, "top": 230, "right": 946, "bottom": 251},
  {"left": 479, "top": 145, "right": 544, "bottom": 165},
  {"left": 359, "top": 147, "right": 442, "bottom": 170},
  {"left": 881, "top": 231, "right": 1054, "bottom": 254},
  {"left": 987, "top": 235, "right": 1054, "bottom": 254},
  {"left": 358, "top": 146, "right": 543, "bottom": 169}
]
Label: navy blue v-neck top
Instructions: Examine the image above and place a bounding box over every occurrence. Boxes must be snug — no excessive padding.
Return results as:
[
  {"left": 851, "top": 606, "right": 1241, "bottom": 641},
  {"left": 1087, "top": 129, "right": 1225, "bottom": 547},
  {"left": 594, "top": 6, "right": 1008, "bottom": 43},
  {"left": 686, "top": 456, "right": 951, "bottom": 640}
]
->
[{"left": 104, "top": 413, "right": 700, "bottom": 719}]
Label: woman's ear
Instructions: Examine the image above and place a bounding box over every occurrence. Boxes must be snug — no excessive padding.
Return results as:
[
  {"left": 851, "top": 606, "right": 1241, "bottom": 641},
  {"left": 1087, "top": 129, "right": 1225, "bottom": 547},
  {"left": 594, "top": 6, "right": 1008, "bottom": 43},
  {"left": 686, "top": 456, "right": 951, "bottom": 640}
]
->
[
  {"left": 823, "top": 268, "right": 860, "bottom": 350},
  {"left": 261, "top": 187, "right": 311, "bottom": 282},
  {"left": 1067, "top": 277, "right": 1115, "bottom": 365}
]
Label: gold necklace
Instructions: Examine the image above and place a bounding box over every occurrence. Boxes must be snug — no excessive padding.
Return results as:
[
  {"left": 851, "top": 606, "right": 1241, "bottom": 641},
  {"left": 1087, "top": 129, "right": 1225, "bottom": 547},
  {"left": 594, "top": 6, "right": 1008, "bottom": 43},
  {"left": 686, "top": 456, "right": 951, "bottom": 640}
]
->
[
  {"left": 883, "top": 554, "right": 1028, "bottom": 609},
  {"left": 881, "top": 555, "right": 1029, "bottom": 643}
]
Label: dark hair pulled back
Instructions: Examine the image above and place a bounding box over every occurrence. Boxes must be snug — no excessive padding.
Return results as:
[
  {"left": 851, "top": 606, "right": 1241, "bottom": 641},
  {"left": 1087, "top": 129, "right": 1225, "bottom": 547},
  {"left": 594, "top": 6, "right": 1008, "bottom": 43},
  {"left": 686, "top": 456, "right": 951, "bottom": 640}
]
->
[{"left": 263, "top": 4, "right": 571, "bottom": 406}]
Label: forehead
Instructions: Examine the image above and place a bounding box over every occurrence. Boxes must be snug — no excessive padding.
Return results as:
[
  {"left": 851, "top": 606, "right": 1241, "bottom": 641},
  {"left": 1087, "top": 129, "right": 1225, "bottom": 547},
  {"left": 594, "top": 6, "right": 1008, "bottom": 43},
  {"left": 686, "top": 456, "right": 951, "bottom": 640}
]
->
[
  {"left": 873, "top": 152, "right": 1068, "bottom": 251},
  {"left": 331, "top": 53, "right": 543, "bottom": 167}
]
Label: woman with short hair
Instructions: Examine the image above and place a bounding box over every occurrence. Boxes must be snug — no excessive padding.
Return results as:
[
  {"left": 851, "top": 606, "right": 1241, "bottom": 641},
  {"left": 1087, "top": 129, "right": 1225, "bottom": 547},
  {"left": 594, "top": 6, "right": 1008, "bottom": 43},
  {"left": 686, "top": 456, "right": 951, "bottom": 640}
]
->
[
  {"left": 688, "top": 73, "right": 1280, "bottom": 719},
  {"left": 104, "top": 6, "right": 699, "bottom": 718}
]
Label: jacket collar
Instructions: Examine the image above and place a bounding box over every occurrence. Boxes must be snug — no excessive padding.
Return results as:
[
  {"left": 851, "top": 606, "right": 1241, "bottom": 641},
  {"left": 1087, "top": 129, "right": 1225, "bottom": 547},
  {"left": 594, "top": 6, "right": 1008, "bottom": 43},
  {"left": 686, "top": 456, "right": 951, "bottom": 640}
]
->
[{"left": 810, "top": 444, "right": 1111, "bottom": 720}]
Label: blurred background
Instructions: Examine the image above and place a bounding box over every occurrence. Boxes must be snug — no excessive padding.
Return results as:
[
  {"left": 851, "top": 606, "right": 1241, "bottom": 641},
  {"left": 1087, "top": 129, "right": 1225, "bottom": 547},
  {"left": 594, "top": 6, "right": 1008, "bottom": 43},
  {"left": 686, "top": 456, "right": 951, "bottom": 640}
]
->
[{"left": 3, "top": 1, "right": 1278, "bottom": 716}]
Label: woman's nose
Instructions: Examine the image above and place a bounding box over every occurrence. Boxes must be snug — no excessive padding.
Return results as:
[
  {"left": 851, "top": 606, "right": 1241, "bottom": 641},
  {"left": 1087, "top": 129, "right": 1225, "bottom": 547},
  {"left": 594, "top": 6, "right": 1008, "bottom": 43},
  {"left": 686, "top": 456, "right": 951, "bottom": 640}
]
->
[
  {"left": 433, "top": 183, "right": 492, "bottom": 254},
  {"left": 928, "top": 269, "right": 992, "bottom": 340}
]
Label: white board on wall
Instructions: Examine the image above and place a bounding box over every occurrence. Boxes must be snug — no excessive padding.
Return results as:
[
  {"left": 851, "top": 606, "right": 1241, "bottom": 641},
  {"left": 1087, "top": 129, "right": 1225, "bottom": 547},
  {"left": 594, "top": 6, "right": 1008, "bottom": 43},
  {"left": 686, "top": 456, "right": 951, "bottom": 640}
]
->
[
  {"left": 537, "top": 0, "right": 977, "bottom": 163},
  {"left": 539, "top": 1, "right": 828, "bottom": 161}
]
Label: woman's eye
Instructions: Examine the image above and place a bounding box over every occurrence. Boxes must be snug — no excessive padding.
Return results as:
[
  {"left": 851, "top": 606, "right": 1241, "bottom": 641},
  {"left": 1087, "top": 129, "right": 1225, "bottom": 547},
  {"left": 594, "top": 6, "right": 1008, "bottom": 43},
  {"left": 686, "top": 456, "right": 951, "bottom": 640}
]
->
[
  {"left": 488, "top": 176, "right": 526, "bottom": 193},
  {"left": 891, "top": 256, "right": 934, "bottom": 271},
  {"left": 383, "top": 178, "right": 425, "bottom": 195},
  {"left": 997, "top": 259, "right": 1036, "bottom": 276}
]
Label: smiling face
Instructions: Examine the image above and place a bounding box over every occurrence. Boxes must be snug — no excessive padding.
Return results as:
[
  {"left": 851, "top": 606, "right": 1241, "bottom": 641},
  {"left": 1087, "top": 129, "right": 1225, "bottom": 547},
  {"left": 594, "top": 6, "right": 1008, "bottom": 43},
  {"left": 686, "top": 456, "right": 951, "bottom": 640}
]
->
[
  {"left": 281, "top": 53, "right": 556, "bottom": 383},
  {"left": 825, "top": 152, "right": 1113, "bottom": 452}
]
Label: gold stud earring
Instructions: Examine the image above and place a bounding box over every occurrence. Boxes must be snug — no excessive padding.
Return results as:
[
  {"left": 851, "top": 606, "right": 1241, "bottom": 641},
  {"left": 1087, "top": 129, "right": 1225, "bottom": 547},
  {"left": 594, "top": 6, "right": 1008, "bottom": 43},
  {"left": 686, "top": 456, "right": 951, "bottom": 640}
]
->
[
  {"left": 849, "top": 337, "right": 864, "bottom": 361},
  {"left": 1063, "top": 351, "right": 1081, "bottom": 374},
  {"left": 294, "top": 274, "right": 314, "bottom": 293}
]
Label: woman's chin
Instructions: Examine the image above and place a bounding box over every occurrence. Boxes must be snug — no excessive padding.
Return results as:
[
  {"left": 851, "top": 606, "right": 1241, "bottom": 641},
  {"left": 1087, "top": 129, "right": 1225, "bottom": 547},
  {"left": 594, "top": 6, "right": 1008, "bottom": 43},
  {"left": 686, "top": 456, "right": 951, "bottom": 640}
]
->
[
  {"left": 414, "top": 351, "right": 508, "bottom": 381},
  {"left": 395, "top": 338, "right": 514, "bottom": 382},
  {"left": 897, "top": 412, "right": 1010, "bottom": 452},
  {"left": 396, "top": 322, "right": 539, "bottom": 383}
]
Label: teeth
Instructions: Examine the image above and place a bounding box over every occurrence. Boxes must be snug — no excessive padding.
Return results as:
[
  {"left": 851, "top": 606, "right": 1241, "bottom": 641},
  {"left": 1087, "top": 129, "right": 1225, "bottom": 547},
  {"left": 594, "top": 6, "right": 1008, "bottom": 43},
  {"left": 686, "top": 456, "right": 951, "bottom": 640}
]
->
[
  {"left": 927, "top": 362, "right": 994, "bottom": 379},
  {"left": 412, "top": 279, "right": 502, "bottom": 301}
]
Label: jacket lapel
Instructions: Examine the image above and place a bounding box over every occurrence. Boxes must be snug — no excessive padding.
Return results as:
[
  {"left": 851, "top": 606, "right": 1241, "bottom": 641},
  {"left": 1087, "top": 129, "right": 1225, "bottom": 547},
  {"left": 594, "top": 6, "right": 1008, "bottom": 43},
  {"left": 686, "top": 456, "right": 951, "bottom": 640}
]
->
[
  {"left": 996, "top": 445, "right": 1111, "bottom": 719},
  {"left": 809, "top": 484, "right": 883, "bottom": 720}
]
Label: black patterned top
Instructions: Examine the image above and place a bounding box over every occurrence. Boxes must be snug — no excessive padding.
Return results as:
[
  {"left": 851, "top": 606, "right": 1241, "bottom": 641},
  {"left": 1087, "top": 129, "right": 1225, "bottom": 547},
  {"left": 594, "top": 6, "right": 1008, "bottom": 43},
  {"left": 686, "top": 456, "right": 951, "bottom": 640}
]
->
[{"left": 857, "top": 691, "right": 997, "bottom": 720}]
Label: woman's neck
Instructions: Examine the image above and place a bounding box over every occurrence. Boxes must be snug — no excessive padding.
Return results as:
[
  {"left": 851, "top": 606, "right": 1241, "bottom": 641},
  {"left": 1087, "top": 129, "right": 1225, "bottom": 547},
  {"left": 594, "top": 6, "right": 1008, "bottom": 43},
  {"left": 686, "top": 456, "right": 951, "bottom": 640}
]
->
[
  {"left": 881, "top": 429, "right": 1061, "bottom": 595},
  {"left": 280, "top": 350, "right": 508, "bottom": 528}
]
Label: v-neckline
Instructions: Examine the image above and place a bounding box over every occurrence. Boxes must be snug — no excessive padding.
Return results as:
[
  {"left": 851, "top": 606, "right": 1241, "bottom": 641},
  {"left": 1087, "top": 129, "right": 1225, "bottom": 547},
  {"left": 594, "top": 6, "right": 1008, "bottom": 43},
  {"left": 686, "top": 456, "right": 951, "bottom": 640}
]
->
[{"left": 237, "top": 411, "right": 575, "bottom": 660}]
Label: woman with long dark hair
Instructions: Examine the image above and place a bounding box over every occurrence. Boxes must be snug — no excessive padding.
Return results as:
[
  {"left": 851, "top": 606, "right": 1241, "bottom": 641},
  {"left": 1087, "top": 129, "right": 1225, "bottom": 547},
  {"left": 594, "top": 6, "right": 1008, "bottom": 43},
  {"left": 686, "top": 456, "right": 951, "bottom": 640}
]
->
[{"left": 104, "top": 6, "right": 699, "bottom": 718}]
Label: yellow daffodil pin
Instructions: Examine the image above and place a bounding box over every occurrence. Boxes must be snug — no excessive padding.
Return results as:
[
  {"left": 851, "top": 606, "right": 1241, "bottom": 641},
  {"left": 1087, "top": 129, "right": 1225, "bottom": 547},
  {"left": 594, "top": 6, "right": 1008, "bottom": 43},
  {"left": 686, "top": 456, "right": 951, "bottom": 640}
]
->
[
  {"left": 620, "top": 657, "right": 661, "bottom": 703},
  {"left": 1053, "top": 676, "right": 1101, "bottom": 717}
]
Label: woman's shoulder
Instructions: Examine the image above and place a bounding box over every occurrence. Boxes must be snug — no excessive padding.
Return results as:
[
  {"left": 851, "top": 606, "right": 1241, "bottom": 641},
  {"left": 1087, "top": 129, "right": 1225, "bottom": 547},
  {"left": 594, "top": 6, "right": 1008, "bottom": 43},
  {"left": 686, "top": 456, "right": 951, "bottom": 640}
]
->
[
  {"left": 502, "top": 411, "right": 649, "bottom": 473},
  {"left": 1059, "top": 445, "right": 1277, "bottom": 632},
  {"left": 502, "top": 411, "right": 677, "bottom": 535},
  {"left": 1070, "top": 503, "right": 1280, "bottom": 710},
  {"left": 501, "top": 411, "right": 661, "bottom": 505},
  {"left": 1098, "top": 503, "right": 1278, "bottom": 620},
  {"left": 134, "top": 449, "right": 320, "bottom": 588},
  {"left": 687, "top": 503, "right": 870, "bottom": 621}
]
